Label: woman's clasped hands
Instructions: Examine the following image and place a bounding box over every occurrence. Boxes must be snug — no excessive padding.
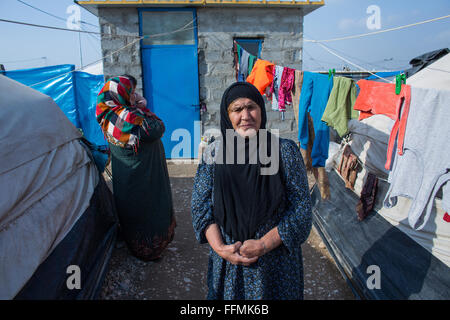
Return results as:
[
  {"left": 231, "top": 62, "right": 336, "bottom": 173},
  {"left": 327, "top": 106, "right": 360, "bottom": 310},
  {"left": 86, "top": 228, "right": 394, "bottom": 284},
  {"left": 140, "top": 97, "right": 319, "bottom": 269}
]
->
[{"left": 216, "top": 239, "right": 266, "bottom": 266}]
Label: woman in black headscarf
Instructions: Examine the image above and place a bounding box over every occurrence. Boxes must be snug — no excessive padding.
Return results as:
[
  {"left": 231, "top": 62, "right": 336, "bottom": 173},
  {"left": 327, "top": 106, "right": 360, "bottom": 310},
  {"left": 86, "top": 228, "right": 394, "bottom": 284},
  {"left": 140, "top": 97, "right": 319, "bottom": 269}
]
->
[{"left": 191, "top": 82, "right": 312, "bottom": 300}]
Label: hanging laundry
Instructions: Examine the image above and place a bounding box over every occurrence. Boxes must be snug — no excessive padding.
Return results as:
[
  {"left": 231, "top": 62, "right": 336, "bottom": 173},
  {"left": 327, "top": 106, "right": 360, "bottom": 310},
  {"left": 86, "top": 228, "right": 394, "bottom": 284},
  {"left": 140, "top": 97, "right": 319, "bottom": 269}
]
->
[
  {"left": 240, "top": 49, "right": 250, "bottom": 80},
  {"left": 384, "top": 87, "right": 450, "bottom": 230},
  {"left": 269, "top": 65, "right": 284, "bottom": 111},
  {"left": 233, "top": 42, "right": 240, "bottom": 81},
  {"left": 248, "top": 54, "right": 257, "bottom": 75},
  {"left": 290, "top": 70, "right": 303, "bottom": 127},
  {"left": 246, "top": 59, "right": 274, "bottom": 96},
  {"left": 298, "top": 71, "right": 334, "bottom": 167},
  {"left": 444, "top": 213, "right": 450, "bottom": 223},
  {"left": 321, "top": 76, "right": 358, "bottom": 137},
  {"left": 278, "top": 67, "right": 295, "bottom": 112},
  {"left": 338, "top": 144, "right": 360, "bottom": 190},
  {"left": 299, "top": 113, "right": 330, "bottom": 200},
  {"left": 352, "top": 79, "right": 411, "bottom": 170},
  {"left": 290, "top": 69, "right": 330, "bottom": 200},
  {"left": 356, "top": 172, "right": 378, "bottom": 221}
]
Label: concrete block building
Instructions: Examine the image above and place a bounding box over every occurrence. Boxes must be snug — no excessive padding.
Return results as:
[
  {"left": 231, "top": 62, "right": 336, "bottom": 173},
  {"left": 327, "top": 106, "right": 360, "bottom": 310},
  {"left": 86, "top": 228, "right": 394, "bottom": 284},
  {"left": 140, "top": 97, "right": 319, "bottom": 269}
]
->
[{"left": 77, "top": 0, "right": 323, "bottom": 159}]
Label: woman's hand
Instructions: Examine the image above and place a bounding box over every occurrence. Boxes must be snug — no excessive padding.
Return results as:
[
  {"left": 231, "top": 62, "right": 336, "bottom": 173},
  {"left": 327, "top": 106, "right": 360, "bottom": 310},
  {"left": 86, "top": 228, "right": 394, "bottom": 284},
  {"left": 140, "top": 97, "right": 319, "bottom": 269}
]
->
[
  {"left": 205, "top": 224, "right": 260, "bottom": 266},
  {"left": 216, "top": 242, "right": 258, "bottom": 266},
  {"left": 239, "top": 227, "right": 282, "bottom": 259},
  {"left": 135, "top": 93, "right": 147, "bottom": 108},
  {"left": 239, "top": 239, "right": 266, "bottom": 259}
]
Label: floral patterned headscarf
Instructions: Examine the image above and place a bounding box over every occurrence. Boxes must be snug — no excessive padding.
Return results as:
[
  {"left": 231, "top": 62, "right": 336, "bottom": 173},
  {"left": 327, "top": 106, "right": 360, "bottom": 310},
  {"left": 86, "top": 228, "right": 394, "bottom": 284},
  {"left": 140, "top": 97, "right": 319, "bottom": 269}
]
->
[{"left": 96, "top": 76, "right": 153, "bottom": 150}]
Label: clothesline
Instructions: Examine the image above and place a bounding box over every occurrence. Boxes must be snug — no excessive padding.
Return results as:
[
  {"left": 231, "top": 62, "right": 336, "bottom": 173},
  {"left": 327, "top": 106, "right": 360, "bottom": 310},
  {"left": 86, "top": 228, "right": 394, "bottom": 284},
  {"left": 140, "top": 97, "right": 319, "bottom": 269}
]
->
[
  {"left": 236, "top": 39, "right": 394, "bottom": 87},
  {"left": 238, "top": 41, "right": 450, "bottom": 233},
  {"left": 304, "top": 14, "right": 450, "bottom": 43},
  {"left": 312, "top": 41, "right": 392, "bottom": 83},
  {"left": 235, "top": 41, "right": 394, "bottom": 105}
]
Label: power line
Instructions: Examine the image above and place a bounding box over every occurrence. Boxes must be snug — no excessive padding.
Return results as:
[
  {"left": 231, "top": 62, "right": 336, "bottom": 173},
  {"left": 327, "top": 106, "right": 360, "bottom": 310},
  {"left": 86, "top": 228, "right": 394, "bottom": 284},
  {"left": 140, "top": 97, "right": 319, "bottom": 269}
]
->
[
  {"left": 313, "top": 42, "right": 388, "bottom": 70},
  {"left": 29, "top": 36, "right": 144, "bottom": 87},
  {"left": 1, "top": 56, "right": 47, "bottom": 64},
  {"left": 303, "top": 49, "right": 325, "bottom": 70},
  {"left": 0, "top": 17, "right": 197, "bottom": 39},
  {"left": 311, "top": 41, "right": 392, "bottom": 83},
  {"left": 16, "top": 0, "right": 99, "bottom": 29},
  {"left": 304, "top": 30, "right": 412, "bottom": 71},
  {"left": 305, "top": 14, "right": 450, "bottom": 43},
  {"left": 0, "top": 18, "right": 116, "bottom": 36},
  {"left": 84, "top": 31, "right": 103, "bottom": 56},
  {"left": 27, "top": 19, "right": 198, "bottom": 87}
]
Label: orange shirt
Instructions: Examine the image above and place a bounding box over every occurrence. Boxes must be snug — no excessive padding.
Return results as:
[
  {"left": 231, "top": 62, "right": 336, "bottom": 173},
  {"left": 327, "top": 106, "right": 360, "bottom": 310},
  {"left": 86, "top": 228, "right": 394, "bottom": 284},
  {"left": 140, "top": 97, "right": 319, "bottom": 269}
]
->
[
  {"left": 353, "top": 79, "right": 411, "bottom": 170},
  {"left": 246, "top": 59, "right": 274, "bottom": 95},
  {"left": 354, "top": 79, "right": 407, "bottom": 121}
]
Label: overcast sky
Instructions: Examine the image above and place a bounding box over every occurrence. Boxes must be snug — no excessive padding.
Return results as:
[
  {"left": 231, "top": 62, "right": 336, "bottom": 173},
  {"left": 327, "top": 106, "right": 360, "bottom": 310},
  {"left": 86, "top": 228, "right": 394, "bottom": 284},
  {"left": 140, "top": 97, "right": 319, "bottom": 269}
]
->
[{"left": 1, "top": 0, "right": 449, "bottom": 72}]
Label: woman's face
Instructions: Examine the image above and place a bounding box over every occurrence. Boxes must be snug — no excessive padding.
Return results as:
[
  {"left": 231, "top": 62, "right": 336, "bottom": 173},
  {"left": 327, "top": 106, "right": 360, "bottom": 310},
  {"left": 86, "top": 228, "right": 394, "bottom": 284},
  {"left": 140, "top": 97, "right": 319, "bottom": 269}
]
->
[{"left": 227, "top": 98, "right": 262, "bottom": 137}]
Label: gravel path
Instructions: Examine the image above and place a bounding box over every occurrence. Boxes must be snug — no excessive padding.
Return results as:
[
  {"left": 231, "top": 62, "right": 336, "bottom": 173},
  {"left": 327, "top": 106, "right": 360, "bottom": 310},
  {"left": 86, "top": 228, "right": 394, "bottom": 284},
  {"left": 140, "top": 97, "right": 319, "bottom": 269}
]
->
[{"left": 100, "top": 163, "right": 355, "bottom": 300}]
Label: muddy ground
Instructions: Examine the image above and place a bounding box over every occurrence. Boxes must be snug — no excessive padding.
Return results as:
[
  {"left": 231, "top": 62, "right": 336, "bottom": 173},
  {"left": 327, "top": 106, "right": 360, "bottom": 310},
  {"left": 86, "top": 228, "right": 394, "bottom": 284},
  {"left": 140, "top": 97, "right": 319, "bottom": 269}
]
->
[{"left": 100, "top": 163, "right": 355, "bottom": 300}]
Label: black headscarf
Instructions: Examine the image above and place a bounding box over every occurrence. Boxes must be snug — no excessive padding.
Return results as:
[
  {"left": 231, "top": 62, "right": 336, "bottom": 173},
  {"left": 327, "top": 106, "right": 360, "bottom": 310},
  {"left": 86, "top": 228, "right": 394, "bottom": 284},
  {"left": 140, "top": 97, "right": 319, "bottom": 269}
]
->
[{"left": 213, "top": 82, "right": 285, "bottom": 242}]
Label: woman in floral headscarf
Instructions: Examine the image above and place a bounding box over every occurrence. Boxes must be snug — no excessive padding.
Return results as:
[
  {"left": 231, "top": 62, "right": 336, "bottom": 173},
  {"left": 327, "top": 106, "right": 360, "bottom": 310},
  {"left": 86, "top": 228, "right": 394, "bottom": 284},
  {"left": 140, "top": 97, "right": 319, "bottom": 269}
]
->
[{"left": 96, "top": 75, "right": 176, "bottom": 261}]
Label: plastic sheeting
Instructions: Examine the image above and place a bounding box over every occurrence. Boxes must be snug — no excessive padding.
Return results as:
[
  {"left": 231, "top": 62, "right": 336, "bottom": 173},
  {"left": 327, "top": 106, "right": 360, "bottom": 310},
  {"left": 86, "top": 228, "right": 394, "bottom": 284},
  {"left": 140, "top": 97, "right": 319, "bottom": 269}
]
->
[
  {"left": 404, "top": 48, "right": 450, "bottom": 78},
  {"left": 0, "top": 76, "right": 81, "bottom": 175},
  {"left": 3, "top": 64, "right": 107, "bottom": 170},
  {"left": 406, "top": 52, "right": 450, "bottom": 90},
  {"left": 14, "top": 172, "right": 118, "bottom": 300},
  {"left": 0, "top": 75, "right": 118, "bottom": 299},
  {"left": 0, "top": 141, "right": 98, "bottom": 299},
  {"left": 365, "top": 71, "right": 403, "bottom": 83},
  {"left": 311, "top": 170, "right": 450, "bottom": 300},
  {"left": 4, "top": 64, "right": 79, "bottom": 126}
]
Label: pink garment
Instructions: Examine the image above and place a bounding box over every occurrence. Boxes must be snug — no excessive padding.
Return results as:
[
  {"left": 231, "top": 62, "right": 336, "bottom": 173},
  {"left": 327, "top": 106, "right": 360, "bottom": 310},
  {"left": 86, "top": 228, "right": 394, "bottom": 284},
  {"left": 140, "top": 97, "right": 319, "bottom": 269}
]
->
[{"left": 278, "top": 67, "right": 295, "bottom": 111}]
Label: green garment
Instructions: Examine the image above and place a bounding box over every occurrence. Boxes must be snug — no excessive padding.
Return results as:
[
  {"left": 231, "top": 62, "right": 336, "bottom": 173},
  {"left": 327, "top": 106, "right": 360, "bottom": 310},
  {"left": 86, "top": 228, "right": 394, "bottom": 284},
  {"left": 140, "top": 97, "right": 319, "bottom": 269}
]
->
[
  {"left": 109, "top": 119, "right": 175, "bottom": 261},
  {"left": 248, "top": 54, "right": 257, "bottom": 75},
  {"left": 236, "top": 43, "right": 242, "bottom": 63},
  {"left": 321, "top": 76, "right": 358, "bottom": 137}
]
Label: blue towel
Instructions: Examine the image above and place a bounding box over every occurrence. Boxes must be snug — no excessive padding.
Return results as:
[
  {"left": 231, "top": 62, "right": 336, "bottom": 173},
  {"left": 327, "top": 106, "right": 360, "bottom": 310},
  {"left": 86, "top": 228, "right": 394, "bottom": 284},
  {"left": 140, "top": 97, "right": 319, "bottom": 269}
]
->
[{"left": 298, "top": 71, "right": 334, "bottom": 167}]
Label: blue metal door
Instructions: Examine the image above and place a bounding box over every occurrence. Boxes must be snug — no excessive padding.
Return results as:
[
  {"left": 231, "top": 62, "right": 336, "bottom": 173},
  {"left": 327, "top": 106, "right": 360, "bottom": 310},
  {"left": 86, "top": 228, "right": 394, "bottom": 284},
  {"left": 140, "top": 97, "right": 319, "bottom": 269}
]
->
[{"left": 139, "top": 8, "right": 200, "bottom": 159}]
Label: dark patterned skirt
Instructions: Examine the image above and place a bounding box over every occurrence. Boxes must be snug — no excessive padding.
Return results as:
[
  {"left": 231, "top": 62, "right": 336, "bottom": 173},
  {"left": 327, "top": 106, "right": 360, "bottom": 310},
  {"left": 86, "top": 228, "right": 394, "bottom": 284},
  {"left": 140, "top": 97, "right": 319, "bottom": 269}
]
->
[{"left": 109, "top": 139, "right": 176, "bottom": 261}]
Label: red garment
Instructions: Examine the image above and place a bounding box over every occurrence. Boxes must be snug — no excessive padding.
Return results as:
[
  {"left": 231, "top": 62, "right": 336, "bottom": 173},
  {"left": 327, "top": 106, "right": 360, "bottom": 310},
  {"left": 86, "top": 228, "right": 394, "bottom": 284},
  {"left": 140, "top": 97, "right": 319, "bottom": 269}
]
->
[
  {"left": 353, "top": 79, "right": 411, "bottom": 170},
  {"left": 278, "top": 67, "right": 295, "bottom": 111},
  {"left": 444, "top": 212, "right": 450, "bottom": 223},
  {"left": 246, "top": 59, "right": 274, "bottom": 96}
]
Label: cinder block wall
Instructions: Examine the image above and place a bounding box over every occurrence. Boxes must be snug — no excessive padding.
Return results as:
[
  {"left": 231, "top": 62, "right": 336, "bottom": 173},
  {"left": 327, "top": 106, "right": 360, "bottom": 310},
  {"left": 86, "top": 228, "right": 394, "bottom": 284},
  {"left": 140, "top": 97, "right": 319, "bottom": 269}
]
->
[
  {"left": 97, "top": 7, "right": 303, "bottom": 141},
  {"left": 198, "top": 8, "right": 303, "bottom": 142},
  {"left": 98, "top": 7, "right": 144, "bottom": 95}
]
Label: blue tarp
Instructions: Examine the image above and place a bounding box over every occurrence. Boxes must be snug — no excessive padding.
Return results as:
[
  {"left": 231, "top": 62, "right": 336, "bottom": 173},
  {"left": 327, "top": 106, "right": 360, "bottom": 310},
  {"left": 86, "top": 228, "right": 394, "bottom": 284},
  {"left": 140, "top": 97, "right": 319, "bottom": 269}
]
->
[
  {"left": 365, "top": 70, "right": 403, "bottom": 82},
  {"left": 3, "top": 64, "right": 108, "bottom": 171}
]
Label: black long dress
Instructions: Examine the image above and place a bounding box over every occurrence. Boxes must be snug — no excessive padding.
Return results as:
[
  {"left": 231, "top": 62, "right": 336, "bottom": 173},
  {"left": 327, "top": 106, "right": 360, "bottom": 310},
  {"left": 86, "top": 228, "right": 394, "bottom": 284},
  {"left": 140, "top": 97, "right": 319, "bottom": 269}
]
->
[{"left": 109, "top": 117, "right": 176, "bottom": 261}]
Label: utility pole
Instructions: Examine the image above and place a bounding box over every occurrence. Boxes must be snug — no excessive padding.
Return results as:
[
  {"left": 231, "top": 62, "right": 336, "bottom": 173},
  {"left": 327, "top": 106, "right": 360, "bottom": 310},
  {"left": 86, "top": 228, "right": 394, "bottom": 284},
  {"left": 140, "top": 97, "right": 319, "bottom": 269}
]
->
[{"left": 79, "top": 32, "right": 83, "bottom": 69}]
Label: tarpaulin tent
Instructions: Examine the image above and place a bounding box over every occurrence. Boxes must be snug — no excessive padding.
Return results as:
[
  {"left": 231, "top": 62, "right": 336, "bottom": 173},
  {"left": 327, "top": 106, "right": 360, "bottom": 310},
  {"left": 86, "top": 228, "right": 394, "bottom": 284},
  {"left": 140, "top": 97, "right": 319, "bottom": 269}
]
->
[
  {"left": 404, "top": 48, "right": 450, "bottom": 78},
  {"left": 312, "top": 50, "right": 450, "bottom": 299},
  {"left": 0, "top": 75, "right": 118, "bottom": 299},
  {"left": 406, "top": 52, "right": 450, "bottom": 90},
  {"left": 2, "top": 64, "right": 108, "bottom": 172}
]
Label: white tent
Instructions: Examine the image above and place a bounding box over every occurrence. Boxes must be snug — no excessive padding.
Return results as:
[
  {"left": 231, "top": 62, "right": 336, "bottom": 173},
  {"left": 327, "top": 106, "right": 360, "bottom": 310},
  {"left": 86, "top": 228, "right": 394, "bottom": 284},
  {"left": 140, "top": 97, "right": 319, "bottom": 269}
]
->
[
  {"left": 406, "top": 51, "right": 450, "bottom": 89},
  {"left": 378, "top": 52, "right": 450, "bottom": 266},
  {"left": 313, "top": 51, "right": 450, "bottom": 299},
  {"left": 345, "top": 52, "right": 450, "bottom": 267},
  {"left": 0, "top": 75, "right": 99, "bottom": 299},
  {"left": 81, "top": 61, "right": 104, "bottom": 76}
]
